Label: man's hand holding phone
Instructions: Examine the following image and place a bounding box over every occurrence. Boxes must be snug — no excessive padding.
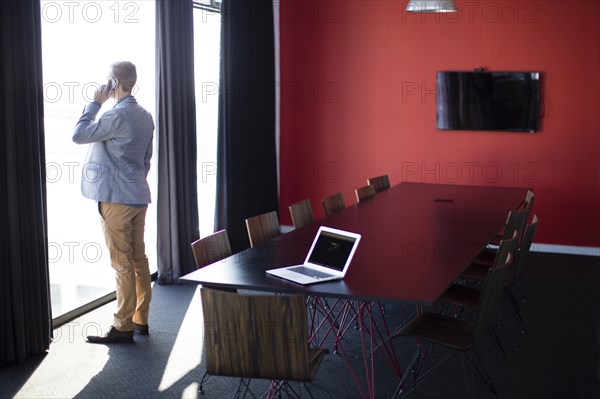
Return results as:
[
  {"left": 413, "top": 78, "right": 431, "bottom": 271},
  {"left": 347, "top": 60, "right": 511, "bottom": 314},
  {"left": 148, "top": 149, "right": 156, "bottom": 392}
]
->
[{"left": 93, "top": 78, "right": 116, "bottom": 105}]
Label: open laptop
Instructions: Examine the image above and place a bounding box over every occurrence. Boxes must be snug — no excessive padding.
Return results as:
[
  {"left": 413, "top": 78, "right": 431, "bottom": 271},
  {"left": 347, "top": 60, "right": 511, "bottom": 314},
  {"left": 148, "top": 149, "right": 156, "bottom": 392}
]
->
[{"left": 266, "top": 226, "right": 361, "bottom": 285}]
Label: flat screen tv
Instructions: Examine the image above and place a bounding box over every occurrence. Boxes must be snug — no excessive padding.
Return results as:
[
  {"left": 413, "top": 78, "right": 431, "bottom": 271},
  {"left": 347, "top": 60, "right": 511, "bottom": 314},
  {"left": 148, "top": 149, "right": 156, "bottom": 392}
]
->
[{"left": 436, "top": 71, "right": 540, "bottom": 133}]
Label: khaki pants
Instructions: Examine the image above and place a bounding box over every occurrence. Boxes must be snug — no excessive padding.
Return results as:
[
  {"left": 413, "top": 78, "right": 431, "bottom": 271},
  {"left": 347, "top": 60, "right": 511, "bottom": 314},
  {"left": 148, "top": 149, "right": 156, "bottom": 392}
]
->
[{"left": 99, "top": 202, "right": 151, "bottom": 331}]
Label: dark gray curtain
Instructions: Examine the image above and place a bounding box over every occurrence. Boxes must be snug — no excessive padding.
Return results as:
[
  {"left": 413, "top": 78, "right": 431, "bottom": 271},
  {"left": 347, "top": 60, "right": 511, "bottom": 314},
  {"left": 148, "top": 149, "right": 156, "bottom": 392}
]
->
[
  {"left": 1, "top": 0, "right": 52, "bottom": 366},
  {"left": 215, "top": 0, "right": 278, "bottom": 253},
  {"left": 156, "top": 0, "right": 199, "bottom": 284}
]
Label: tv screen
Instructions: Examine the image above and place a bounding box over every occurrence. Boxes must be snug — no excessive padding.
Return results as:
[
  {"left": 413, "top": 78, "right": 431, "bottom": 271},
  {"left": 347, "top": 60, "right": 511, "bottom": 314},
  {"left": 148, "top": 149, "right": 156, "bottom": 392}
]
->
[{"left": 436, "top": 71, "right": 540, "bottom": 132}]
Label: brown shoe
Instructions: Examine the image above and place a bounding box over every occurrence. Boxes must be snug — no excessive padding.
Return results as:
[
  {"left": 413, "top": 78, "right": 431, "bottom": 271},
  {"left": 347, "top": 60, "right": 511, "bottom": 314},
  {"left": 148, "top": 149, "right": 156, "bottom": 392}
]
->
[
  {"left": 133, "top": 322, "right": 149, "bottom": 335},
  {"left": 87, "top": 326, "right": 134, "bottom": 344}
]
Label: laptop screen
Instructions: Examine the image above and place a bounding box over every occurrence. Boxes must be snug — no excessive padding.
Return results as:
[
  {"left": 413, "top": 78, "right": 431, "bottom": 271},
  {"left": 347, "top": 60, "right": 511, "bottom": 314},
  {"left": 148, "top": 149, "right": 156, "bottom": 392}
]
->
[{"left": 307, "top": 231, "right": 357, "bottom": 271}]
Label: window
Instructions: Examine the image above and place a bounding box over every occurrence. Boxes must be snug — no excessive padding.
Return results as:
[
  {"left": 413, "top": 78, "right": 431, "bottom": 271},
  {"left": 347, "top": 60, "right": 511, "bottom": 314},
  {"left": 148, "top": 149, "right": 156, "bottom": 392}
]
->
[
  {"left": 41, "top": 0, "right": 156, "bottom": 320},
  {"left": 193, "top": 4, "right": 221, "bottom": 237},
  {"left": 194, "top": 0, "right": 221, "bottom": 13}
]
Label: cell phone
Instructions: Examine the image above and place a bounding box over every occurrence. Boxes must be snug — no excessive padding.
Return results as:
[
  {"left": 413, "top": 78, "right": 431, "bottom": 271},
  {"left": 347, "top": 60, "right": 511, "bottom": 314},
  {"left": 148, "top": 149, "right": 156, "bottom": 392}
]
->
[{"left": 107, "top": 77, "right": 117, "bottom": 91}]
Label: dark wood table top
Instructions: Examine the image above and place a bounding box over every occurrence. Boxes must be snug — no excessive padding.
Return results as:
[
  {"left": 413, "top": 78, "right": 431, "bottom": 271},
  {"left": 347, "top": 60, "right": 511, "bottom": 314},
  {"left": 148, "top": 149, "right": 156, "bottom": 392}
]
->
[{"left": 180, "top": 182, "right": 528, "bottom": 305}]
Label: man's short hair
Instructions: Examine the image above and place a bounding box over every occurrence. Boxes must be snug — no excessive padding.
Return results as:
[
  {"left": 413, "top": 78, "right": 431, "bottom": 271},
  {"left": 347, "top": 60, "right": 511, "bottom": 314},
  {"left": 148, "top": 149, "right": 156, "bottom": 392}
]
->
[{"left": 110, "top": 61, "right": 137, "bottom": 92}]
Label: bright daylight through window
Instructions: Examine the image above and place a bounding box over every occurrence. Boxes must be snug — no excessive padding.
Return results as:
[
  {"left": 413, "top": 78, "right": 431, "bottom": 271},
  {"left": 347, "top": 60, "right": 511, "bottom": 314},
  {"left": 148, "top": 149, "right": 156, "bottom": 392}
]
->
[
  {"left": 194, "top": 3, "right": 221, "bottom": 237},
  {"left": 41, "top": 0, "right": 157, "bottom": 318},
  {"left": 42, "top": 0, "right": 222, "bottom": 319}
]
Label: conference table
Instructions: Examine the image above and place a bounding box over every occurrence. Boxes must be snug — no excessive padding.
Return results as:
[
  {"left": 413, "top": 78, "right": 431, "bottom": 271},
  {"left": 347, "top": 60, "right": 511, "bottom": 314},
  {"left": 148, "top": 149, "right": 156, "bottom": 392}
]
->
[{"left": 180, "top": 182, "right": 528, "bottom": 398}]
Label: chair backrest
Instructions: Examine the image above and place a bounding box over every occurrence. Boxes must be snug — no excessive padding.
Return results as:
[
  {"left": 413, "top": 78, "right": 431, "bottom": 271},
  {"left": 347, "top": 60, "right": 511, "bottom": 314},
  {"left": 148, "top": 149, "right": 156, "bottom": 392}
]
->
[
  {"left": 201, "top": 288, "right": 313, "bottom": 381},
  {"left": 524, "top": 190, "right": 535, "bottom": 211},
  {"left": 190, "top": 230, "right": 232, "bottom": 269},
  {"left": 501, "top": 208, "right": 529, "bottom": 244},
  {"left": 355, "top": 185, "right": 376, "bottom": 202},
  {"left": 321, "top": 192, "right": 345, "bottom": 216},
  {"left": 289, "top": 199, "right": 314, "bottom": 229},
  {"left": 473, "top": 237, "right": 519, "bottom": 339},
  {"left": 245, "top": 210, "right": 280, "bottom": 247},
  {"left": 512, "top": 215, "right": 538, "bottom": 283},
  {"left": 367, "top": 175, "right": 390, "bottom": 194}
]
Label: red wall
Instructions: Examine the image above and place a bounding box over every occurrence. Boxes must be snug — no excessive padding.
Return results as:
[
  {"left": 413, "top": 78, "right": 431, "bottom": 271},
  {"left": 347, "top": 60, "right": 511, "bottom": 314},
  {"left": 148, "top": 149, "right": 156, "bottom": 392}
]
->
[{"left": 278, "top": 0, "right": 600, "bottom": 248}]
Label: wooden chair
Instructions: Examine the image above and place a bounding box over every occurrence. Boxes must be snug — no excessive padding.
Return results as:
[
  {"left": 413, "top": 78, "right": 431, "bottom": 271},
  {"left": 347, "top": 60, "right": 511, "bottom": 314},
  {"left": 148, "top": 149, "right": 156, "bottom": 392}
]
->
[
  {"left": 245, "top": 211, "right": 280, "bottom": 247},
  {"left": 512, "top": 215, "right": 538, "bottom": 291},
  {"left": 391, "top": 238, "right": 517, "bottom": 398},
  {"left": 199, "top": 288, "right": 327, "bottom": 396},
  {"left": 466, "top": 208, "right": 530, "bottom": 275},
  {"left": 367, "top": 174, "right": 390, "bottom": 194},
  {"left": 321, "top": 192, "right": 345, "bottom": 216},
  {"left": 440, "top": 238, "right": 520, "bottom": 356},
  {"left": 190, "top": 230, "right": 232, "bottom": 269},
  {"left": 443, "top": 219, "right": 538, "bottom": 349},
  {"left": 289, "top": 199, "right": 314, "bottom": 229},
  {"left": 355, "top": 185, "right": 376, "bottom": 202},
  {"left": 524, "top": 189, "right": 535, "bottom": 212},
  {"left": 502, "top": 215, "right": 539, "bottom": 335},
  {"left": 490, "top": 190, "right": 534, "bottom": 245}
]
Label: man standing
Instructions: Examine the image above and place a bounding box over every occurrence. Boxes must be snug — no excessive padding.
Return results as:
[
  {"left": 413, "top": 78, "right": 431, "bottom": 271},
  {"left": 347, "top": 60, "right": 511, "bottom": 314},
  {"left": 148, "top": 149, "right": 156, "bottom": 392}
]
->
[{"left": 73, "top": 61, "right": 154, "bottom": 343}]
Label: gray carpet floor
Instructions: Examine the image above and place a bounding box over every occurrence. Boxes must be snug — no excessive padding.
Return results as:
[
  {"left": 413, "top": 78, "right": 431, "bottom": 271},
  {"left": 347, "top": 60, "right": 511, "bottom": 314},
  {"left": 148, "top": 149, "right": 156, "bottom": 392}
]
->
[{"left": 1, "top": 252, "right": 599, "bottom": 399}]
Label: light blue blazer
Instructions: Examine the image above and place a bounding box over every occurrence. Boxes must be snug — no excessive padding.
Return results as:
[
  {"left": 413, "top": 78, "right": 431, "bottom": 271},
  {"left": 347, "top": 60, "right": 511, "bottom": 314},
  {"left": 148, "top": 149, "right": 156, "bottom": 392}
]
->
[{"left": 72, "top": 96, "right": 154, "bottom": 205}]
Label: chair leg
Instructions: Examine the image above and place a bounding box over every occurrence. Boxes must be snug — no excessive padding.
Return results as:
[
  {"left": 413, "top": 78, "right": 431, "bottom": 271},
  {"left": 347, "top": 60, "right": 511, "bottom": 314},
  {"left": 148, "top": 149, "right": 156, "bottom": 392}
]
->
[
  {"left": 261, "top": 380, "right": 313, "bottom": 399},
  {"left": 414, "top": 350, "right": 457, "bottom": 388},
  {"left": 392, "top": 345, "right": 421, "bottom": 398},
  {"left": 234, "top": 378, "right": 254, "bottom": 399},
  {"left": 200, "top": 373, "right": 258, "bottom": 398},
  {"left": 488, "top": 326, "right": 506, "bottom": 359},
  {"left": 505, "top": 287, "right": 526, "bottom": 333},
  {"left": 517, "top": 275, "right": 527, "bottom": 303},
  {"left": 459, "top": 352, "right": 476, "bottom": 399},
  {"left": 301, "top": 382, "right": 316, "bottom": 399},
  {"left": 412, "top": 341, "right": 433, "bottom": 385},
  {"left": 497, "top": 296, "right": 504, "bottom": 330},
  {"left": 199, "top": 371, "right": 210, "bottom": 394},
  {"left": 465, "top": 349, "right": 498, "bottom": 398},
  {"left": 395, "top": 342, "right": 497, "bottom": 399},
  {"left": 280, "top": 381, "right": 315, "bottom": 399}
]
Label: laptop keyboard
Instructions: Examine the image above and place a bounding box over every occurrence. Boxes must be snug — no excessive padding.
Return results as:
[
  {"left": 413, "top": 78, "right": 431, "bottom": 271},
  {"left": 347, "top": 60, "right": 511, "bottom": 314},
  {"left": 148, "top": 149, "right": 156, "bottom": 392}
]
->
[{"left": 289, "top": 266, "right": 335, "bottom": 280}]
